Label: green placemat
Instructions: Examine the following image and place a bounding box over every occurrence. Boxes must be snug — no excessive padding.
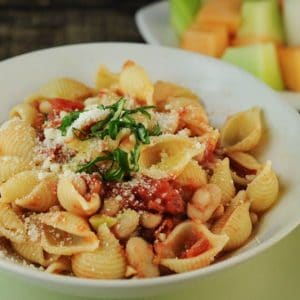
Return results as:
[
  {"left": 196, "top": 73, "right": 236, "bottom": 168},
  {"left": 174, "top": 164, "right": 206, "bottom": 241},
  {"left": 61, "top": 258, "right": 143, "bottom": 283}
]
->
[{"left": 1, "top": 226, "right": 300, "bottom": 300}]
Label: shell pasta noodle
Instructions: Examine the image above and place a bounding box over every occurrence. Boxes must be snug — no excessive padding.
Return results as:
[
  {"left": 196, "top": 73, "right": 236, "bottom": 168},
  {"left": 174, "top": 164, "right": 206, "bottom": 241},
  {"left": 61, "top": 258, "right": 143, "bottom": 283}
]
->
[{"left": 0, "top": 60, "right": 280, "bottom": 279}]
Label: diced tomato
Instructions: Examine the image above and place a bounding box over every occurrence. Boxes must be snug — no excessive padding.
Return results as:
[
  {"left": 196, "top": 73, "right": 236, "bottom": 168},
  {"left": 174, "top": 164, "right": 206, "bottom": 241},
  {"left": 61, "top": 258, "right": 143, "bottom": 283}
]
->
[
  {"left": 49, "top": 98, "right": 84, "bottom": 112},
  {"left": 135, "top": 179, "right": 185, "bottom": 215},
  {"left": 180, "top": 232, "right": 211, "bottom": 259}
]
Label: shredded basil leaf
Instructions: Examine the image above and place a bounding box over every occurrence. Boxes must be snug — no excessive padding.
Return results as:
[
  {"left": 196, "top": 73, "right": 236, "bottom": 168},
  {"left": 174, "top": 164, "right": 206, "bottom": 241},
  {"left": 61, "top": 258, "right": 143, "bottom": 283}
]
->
[
  {"left": 59, "top": 111, "right": 81, "bottom": 136},
  {"left": 77, "top": 148, "right": 133, "bottom": 181},
  {"left": 149, "top": 124, "right": 162, "bottom": 136},
  {"left": 70, "top": 98, "right": 162, "bottom": 181}
]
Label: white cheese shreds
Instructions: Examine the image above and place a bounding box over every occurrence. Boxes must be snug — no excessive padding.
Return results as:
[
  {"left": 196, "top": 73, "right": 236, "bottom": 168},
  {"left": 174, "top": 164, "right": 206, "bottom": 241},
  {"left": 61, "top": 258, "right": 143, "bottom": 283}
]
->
[
  {"left": 44, "top": 128, "right": 65, "bottom": 145},
  {"left": 37, "top": 172, "right": 49, "bottom": 181},
  {"left": 66, "top": 108, "right": 109, "bottom": 139},
  {"left": 59, "top": 169, "right": 76, "bottom": 179},
  {"left": 155, "top": 111, "right": 179, "bottom": 134},
  {"left": 177, "top": 128, "right": 192, "bottom": 137}
]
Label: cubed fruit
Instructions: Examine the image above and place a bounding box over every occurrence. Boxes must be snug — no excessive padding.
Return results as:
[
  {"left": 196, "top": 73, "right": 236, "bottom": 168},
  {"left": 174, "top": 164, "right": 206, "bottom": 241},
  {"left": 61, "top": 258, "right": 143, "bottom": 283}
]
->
[
  {"left": 283, "top": 0, "right": 300, "bottom": 46},
  {"left": 196, "top": 0, "right": 242, "bottom": 35},
  {"left": 170, "top": 0, "right": 202, "bottom": 36},
  {"left": 278, "top": 47, "right": 300, "bottom": 92},
  {"left": 181, "top": 23, "right": 228, "bottom": 57},
  {"left": 233, "top": 0, "right": 284, "bottom": 46},
  {"left": 222, "top": 43, "right": 284, "bottom": 90}
]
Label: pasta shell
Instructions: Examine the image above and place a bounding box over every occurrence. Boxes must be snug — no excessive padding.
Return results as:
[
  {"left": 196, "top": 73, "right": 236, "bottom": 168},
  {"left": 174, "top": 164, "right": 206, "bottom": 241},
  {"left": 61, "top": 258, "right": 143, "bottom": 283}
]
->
[
  {"left": 126, "top": 237, "right": 159, "bottom": 278},
  {"left": 57, "top": 175, "right": 100, "bottom": 217},
  {"left": 46, "top": 256, "right": 71, "bottom": 274},
  {"left": 155, "top": 111, "right": 179, "bottom": 134},
  {"left": 119, "top": 60, "right": 154, "bottom": 105},
  {"left": 194, "top": 129, "right": 220, "bottom": 162},
  {"left": 210, "top": 158, "right": 236, "bottom": 204},
  {"left": 12, "top": 240, "right": 59, "bottom": 267},
  {"left": 171, "top": 97, "right": 209, "bottom": 134},
  {"left": 0, "top": 170, "right": 42, "bottom": 203},
  {"left": 212, "top": 191, "right": 252, "bottom": 251},
  {"left": 0, "top": 203, "right": 26, "bottom": 243},
  {"left": 24, "top": 93, "right": 46, "bottom": 104},
  {"left": 231, "top": 171, "right": 254, "bottom": 187},
  {"left": 9, "top": 103, "right": 37, "bottom": 126},
  {"left": 157, "top": 221, "right": 228, "bottom": 273},
  {"left": 228, "top": 152, "right": 261, "bottom": 171},
  {"left": 0, "top": 118, "right": 36, "bottom": 162},
  {"left": 39, "top": 211, "right": 99, "bottom": 255},
  {"left": 0, "top": 156, "right": 31, "bottom": 183},
  {"left": 228, "top": 152, "right": 261, "bottom": 186},
  {"left": 72, "top": 224, "right": 126, "bottom": 279},
  {"left": 139, "top": 135, "right": 204, "bottom": 179},
  {"left": 17, "top": 176, "right": 58, "bottom": 212},
  {"left": 38, "top": 78, "right": 93, "bottom": 101},
  {"left": 247, "top": 161, "right": 279, "bottom": 213},
  {"left": 174, "top": 160, "right": 207, "bottom": 189},
  {"left": 0, "top": 171, "right": 58, "bottom": 212},
  {"left": 95, "top": 65, "right": 119, "bottom": 90},
  {"left": 153, "top": 80, "right": 198, "bottom": 110},
  {"left": 220, "top": 107, "right": 262, "bottom": 153}
]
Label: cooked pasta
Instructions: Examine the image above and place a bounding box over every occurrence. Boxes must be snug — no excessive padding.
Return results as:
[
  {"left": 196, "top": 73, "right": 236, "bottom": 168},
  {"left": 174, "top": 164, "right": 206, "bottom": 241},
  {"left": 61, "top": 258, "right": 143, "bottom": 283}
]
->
[{"left": 0, "top": 61, "right": 279, "bottom": 279}]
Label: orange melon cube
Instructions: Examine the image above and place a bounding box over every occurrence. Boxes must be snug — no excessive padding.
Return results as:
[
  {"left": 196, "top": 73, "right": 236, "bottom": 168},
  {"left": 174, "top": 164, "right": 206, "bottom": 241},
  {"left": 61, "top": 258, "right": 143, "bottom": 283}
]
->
[
  {"left": 196, "top": 0, "right": 242, "bottom": 35},
  {"left": 278, "top": 47, "right": 300, "bottom": 92},
  {"left": 181, "top": 24, "right": 228, "bottom": 57}
]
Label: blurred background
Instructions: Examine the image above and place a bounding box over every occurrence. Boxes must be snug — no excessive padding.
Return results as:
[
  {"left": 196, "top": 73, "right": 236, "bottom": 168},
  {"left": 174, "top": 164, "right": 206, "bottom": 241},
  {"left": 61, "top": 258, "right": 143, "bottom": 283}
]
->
[{"left": 0, "top": 0, "right": 154, "bottom": 60}]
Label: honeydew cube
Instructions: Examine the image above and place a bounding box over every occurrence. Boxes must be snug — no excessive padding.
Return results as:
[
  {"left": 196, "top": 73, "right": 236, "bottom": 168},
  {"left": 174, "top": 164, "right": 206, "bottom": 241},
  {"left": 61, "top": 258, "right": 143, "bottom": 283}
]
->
[
  {"left": 233, "top": 0, "right": 284, "bottom": 46},
  {"left": 170, "top": 0, "right": 202, "bottom": 36},
  {"left": 283, "top": 0, "right": 300, "bottom": 46},
  {"left": 222, "top": 43, "right": 284, "bottom": 90}
]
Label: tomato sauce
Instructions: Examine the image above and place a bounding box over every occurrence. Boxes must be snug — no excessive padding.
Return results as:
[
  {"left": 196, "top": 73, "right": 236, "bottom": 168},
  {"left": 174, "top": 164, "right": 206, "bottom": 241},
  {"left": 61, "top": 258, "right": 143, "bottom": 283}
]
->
[{"left": 49, "top": 98, "right": 84, "bottom": 112}]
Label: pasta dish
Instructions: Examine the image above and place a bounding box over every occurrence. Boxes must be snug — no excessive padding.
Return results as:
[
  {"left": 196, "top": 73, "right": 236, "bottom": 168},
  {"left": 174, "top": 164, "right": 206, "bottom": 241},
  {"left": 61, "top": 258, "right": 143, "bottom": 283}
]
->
[{"left": 0, "top": 61, "right": 279, "bottom": 279}]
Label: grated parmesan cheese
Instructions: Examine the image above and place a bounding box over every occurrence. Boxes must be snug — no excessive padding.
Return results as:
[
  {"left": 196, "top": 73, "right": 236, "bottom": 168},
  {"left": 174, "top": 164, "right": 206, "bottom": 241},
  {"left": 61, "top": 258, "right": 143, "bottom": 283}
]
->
[
  {"left": 177, "top": 128, "right": 191, "bottom": 137},
  {"left": 37, "top": 172, "right": 49, "bottom": 181},
  {"left": 66, "top": 108, "right": 109, "bottom": 139},
  {"left": 44, "top": 128, "right": 65, "bottom": 146},
  {"left": 155, "top": 111, "right": 179, "bottom": 134}
]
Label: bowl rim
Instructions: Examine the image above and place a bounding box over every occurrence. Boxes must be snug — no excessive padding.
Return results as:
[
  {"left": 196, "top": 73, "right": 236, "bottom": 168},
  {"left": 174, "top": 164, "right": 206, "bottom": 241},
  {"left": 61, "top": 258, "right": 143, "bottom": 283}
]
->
[{"left": 0, "top": 42, "right": 299, "bottom": 289}]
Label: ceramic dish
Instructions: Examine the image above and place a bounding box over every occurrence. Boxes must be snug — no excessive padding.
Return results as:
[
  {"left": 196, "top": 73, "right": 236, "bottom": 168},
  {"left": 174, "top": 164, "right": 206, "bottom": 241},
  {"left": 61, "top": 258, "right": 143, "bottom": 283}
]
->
[
  {"left": 0, "top": 43, "right": 299, "bottom": 299},
  {"left": 135, "top": 0, "right": 300, "bottom": 111}
]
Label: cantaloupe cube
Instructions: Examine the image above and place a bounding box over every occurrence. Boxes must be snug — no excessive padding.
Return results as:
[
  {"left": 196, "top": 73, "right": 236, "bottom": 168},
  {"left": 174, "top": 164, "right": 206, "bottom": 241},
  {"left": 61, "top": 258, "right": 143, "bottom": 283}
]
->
[
  {"left": 196, "top": 0, "right": 242, "bottom": 35},
  {"left": 278, "top": 47, "right": 300, "bottom": 92},
  {"left": 181, "top": 24, "right": 228, "bottom": 57}
]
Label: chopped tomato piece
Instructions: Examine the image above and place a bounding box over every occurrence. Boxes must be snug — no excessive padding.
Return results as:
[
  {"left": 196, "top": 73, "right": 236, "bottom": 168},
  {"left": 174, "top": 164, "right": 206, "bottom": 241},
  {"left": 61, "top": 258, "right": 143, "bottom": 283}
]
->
[
  {"left": 49, "top": 98, "right": 84, "bottom": 112},
  {"left": 180, "top": 234, "right": 211, "bottom": 258},
  {"left": 135, "top": 179, "right": 185, "bottom": 215}
]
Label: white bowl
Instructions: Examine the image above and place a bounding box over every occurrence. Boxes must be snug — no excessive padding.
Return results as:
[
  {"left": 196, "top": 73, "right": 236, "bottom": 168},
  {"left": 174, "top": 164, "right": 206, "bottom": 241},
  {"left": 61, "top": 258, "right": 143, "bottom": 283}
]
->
[
  {"left": 0, "top": 43, "right": 299, "bottom": 299},
  {"left": 135, "top": 0, "right": 300, "bottom": 111}
]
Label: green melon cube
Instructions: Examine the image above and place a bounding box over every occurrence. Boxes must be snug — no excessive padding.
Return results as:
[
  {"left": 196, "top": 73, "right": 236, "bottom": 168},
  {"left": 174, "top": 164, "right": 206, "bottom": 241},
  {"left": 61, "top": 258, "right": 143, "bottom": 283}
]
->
[
  {"left": 235, "top": 0, "right": 284, "bottom": 45},
  {"left": 222, "top": 43, "right": 284, "bottom": 90},
  {"left": 170, "top": 0, "right": 202, "bottom": 36}
]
